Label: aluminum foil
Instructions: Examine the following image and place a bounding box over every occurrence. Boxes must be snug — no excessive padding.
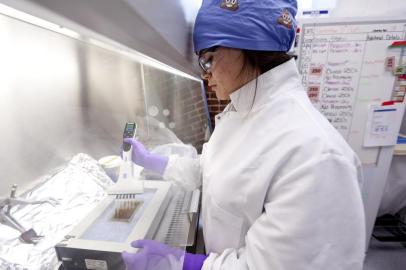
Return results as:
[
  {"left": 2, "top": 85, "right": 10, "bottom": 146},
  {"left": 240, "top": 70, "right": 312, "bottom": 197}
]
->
[{"left": 0, "top": 153, "right": 113, "bottom": 270}]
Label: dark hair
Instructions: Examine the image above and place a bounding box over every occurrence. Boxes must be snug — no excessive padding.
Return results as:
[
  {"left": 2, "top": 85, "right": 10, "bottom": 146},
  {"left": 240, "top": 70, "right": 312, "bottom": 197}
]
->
[
  {"left": 238, "top": 51, "right": 292, "bottom": 111},
  {"left": 241, "top": 50, "right": 292, "bottom": 76}
]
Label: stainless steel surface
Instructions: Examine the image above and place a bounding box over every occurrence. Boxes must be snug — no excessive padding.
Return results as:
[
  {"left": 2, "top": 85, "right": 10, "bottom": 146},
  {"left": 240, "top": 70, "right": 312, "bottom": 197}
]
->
[
  {"left": 0, "top": 12, "right": 209, "bottom": 196},
  {"left": 186, "top": 190, "right": 200, "bottom": 247},
  {"left": 0, "top": 0, "right": 201, "bottom": 77}
]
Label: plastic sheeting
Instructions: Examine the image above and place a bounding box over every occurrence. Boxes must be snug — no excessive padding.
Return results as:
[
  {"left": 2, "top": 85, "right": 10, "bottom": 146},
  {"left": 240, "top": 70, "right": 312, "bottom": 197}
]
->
[
  {"left": 141, "top": 143, "right": 198, "bottom": 180},
  {"left": 0, "top": 154, "right": 113, "bottom": 270}
]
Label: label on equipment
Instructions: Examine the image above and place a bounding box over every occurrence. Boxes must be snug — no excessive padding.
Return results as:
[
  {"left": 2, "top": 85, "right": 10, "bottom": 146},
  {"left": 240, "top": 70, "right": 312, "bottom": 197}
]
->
[{"left": 85, "top": 259, "right": 108, "bottom": 270}]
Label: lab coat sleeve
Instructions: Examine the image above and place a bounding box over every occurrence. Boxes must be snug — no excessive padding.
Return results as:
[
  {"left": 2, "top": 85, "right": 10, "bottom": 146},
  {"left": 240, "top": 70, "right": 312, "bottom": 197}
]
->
[
  {"left": 162, "top": 154, "right": 203, "bottom": 190},
  {"left": 202, "top": 153, "right": 365, "bottom": 270}
]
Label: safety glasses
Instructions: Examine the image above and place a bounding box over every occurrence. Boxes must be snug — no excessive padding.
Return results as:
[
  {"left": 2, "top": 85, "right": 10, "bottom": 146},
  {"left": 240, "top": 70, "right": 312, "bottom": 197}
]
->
[{"left": 198, "top": 46, "right": 218, "bottom": 74}]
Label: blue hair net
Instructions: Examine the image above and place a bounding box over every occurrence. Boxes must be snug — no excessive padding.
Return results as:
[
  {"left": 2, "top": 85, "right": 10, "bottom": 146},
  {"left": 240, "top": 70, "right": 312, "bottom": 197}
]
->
[{"left": 193, "top": 0, "right": 297, "bottom": 53}]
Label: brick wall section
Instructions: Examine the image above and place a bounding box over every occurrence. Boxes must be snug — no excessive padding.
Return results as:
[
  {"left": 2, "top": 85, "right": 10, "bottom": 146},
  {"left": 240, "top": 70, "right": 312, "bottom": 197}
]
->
[
  {"left": 173, "top": 83, "right": 208, "bottom": 153},
  {"left": 204, "top": 84, "right": 230, "bottom": 129},
  {"left": 143, "top": 66, "right": 209, "bottom": 153},
  {"left": 142, "top": 65, "right": 231, "bottom": 153}
]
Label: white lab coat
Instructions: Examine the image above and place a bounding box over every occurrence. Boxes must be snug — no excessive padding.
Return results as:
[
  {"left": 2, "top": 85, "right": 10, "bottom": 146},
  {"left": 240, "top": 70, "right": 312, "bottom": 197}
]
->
[{"left": 163, "top": 59, "right": 366, "bottom": 270}]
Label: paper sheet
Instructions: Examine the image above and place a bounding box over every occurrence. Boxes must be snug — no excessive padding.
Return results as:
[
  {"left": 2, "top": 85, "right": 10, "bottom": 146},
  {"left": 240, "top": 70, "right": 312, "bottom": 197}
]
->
[{"left": 364, "top": 103, "right": 404, "bottom": 147}]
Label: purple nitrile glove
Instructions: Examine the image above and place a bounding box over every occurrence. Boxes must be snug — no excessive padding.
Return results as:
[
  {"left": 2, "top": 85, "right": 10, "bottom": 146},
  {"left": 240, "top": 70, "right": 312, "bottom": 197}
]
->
[
  {"left": 123, "top": 138, "right": 169, "bottom": 175},
  {"left": 122, "top": 240, "right": 207, "bottom": 270},
  {"left": 183, "top": 252, "right": 207, "bottom": 270}
]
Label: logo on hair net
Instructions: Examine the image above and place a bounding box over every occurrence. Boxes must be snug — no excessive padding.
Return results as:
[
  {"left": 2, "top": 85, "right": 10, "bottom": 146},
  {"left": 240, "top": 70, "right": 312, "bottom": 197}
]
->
[
  {"left": 220, "top": 0, "right": 239, "bottom": 11},
  {"left": 277, "top": 9, "right": 293, "bottom": 29}
]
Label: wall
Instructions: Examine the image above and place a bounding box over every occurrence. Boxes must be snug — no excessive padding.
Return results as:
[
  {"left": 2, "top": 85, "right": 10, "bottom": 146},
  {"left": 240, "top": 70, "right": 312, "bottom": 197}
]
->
[
  {"left": 297, "top": 0, "right": 406, "bottom": 18},
  {"left": 205, "top": 86, "right": 229, "bottom": 129},
  {"left": 331, "top": 0, "right": 406, "bottom": 18}
]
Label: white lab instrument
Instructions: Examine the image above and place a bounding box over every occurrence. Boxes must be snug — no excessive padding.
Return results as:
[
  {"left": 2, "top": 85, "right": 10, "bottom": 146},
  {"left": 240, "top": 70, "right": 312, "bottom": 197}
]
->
[
  {"left": 108, "top": 122, "right": 144, "bottom": 195},
  {"left": 55, "top": 180, "right": 200, "bottom": 270},
  {"left": 55, "top": 181, "right": 171, "bottom": 270}
]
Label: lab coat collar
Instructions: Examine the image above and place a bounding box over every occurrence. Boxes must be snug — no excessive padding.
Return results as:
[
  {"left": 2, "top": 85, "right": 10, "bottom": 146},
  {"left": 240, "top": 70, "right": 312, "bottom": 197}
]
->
[{"left": 229, "top": 58, "right": 300, "bottom": 113}]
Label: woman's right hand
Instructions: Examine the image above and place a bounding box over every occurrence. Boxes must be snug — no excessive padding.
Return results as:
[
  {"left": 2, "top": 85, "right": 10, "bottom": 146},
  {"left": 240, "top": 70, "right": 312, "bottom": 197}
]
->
[{"left": 123, "top": 138, "right": 169, "bottom": 175}]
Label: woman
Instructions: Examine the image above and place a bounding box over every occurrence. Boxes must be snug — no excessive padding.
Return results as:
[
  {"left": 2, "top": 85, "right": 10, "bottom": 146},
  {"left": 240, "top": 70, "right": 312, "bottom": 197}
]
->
[{"left": 122, "top": 0, "right": 366, "bottom": 269}]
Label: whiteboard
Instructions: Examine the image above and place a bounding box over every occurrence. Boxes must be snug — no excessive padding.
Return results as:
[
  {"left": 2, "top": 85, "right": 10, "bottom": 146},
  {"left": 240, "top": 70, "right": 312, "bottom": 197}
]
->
[{"left": 298, "top": 18, "right": 406, "bottom": 164}]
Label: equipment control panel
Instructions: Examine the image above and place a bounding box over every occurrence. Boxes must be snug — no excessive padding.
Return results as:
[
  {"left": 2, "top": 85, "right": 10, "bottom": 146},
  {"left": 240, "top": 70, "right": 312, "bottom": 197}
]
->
[{"left": 123, "top": 122, "right": 137, "bottom": 152}]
